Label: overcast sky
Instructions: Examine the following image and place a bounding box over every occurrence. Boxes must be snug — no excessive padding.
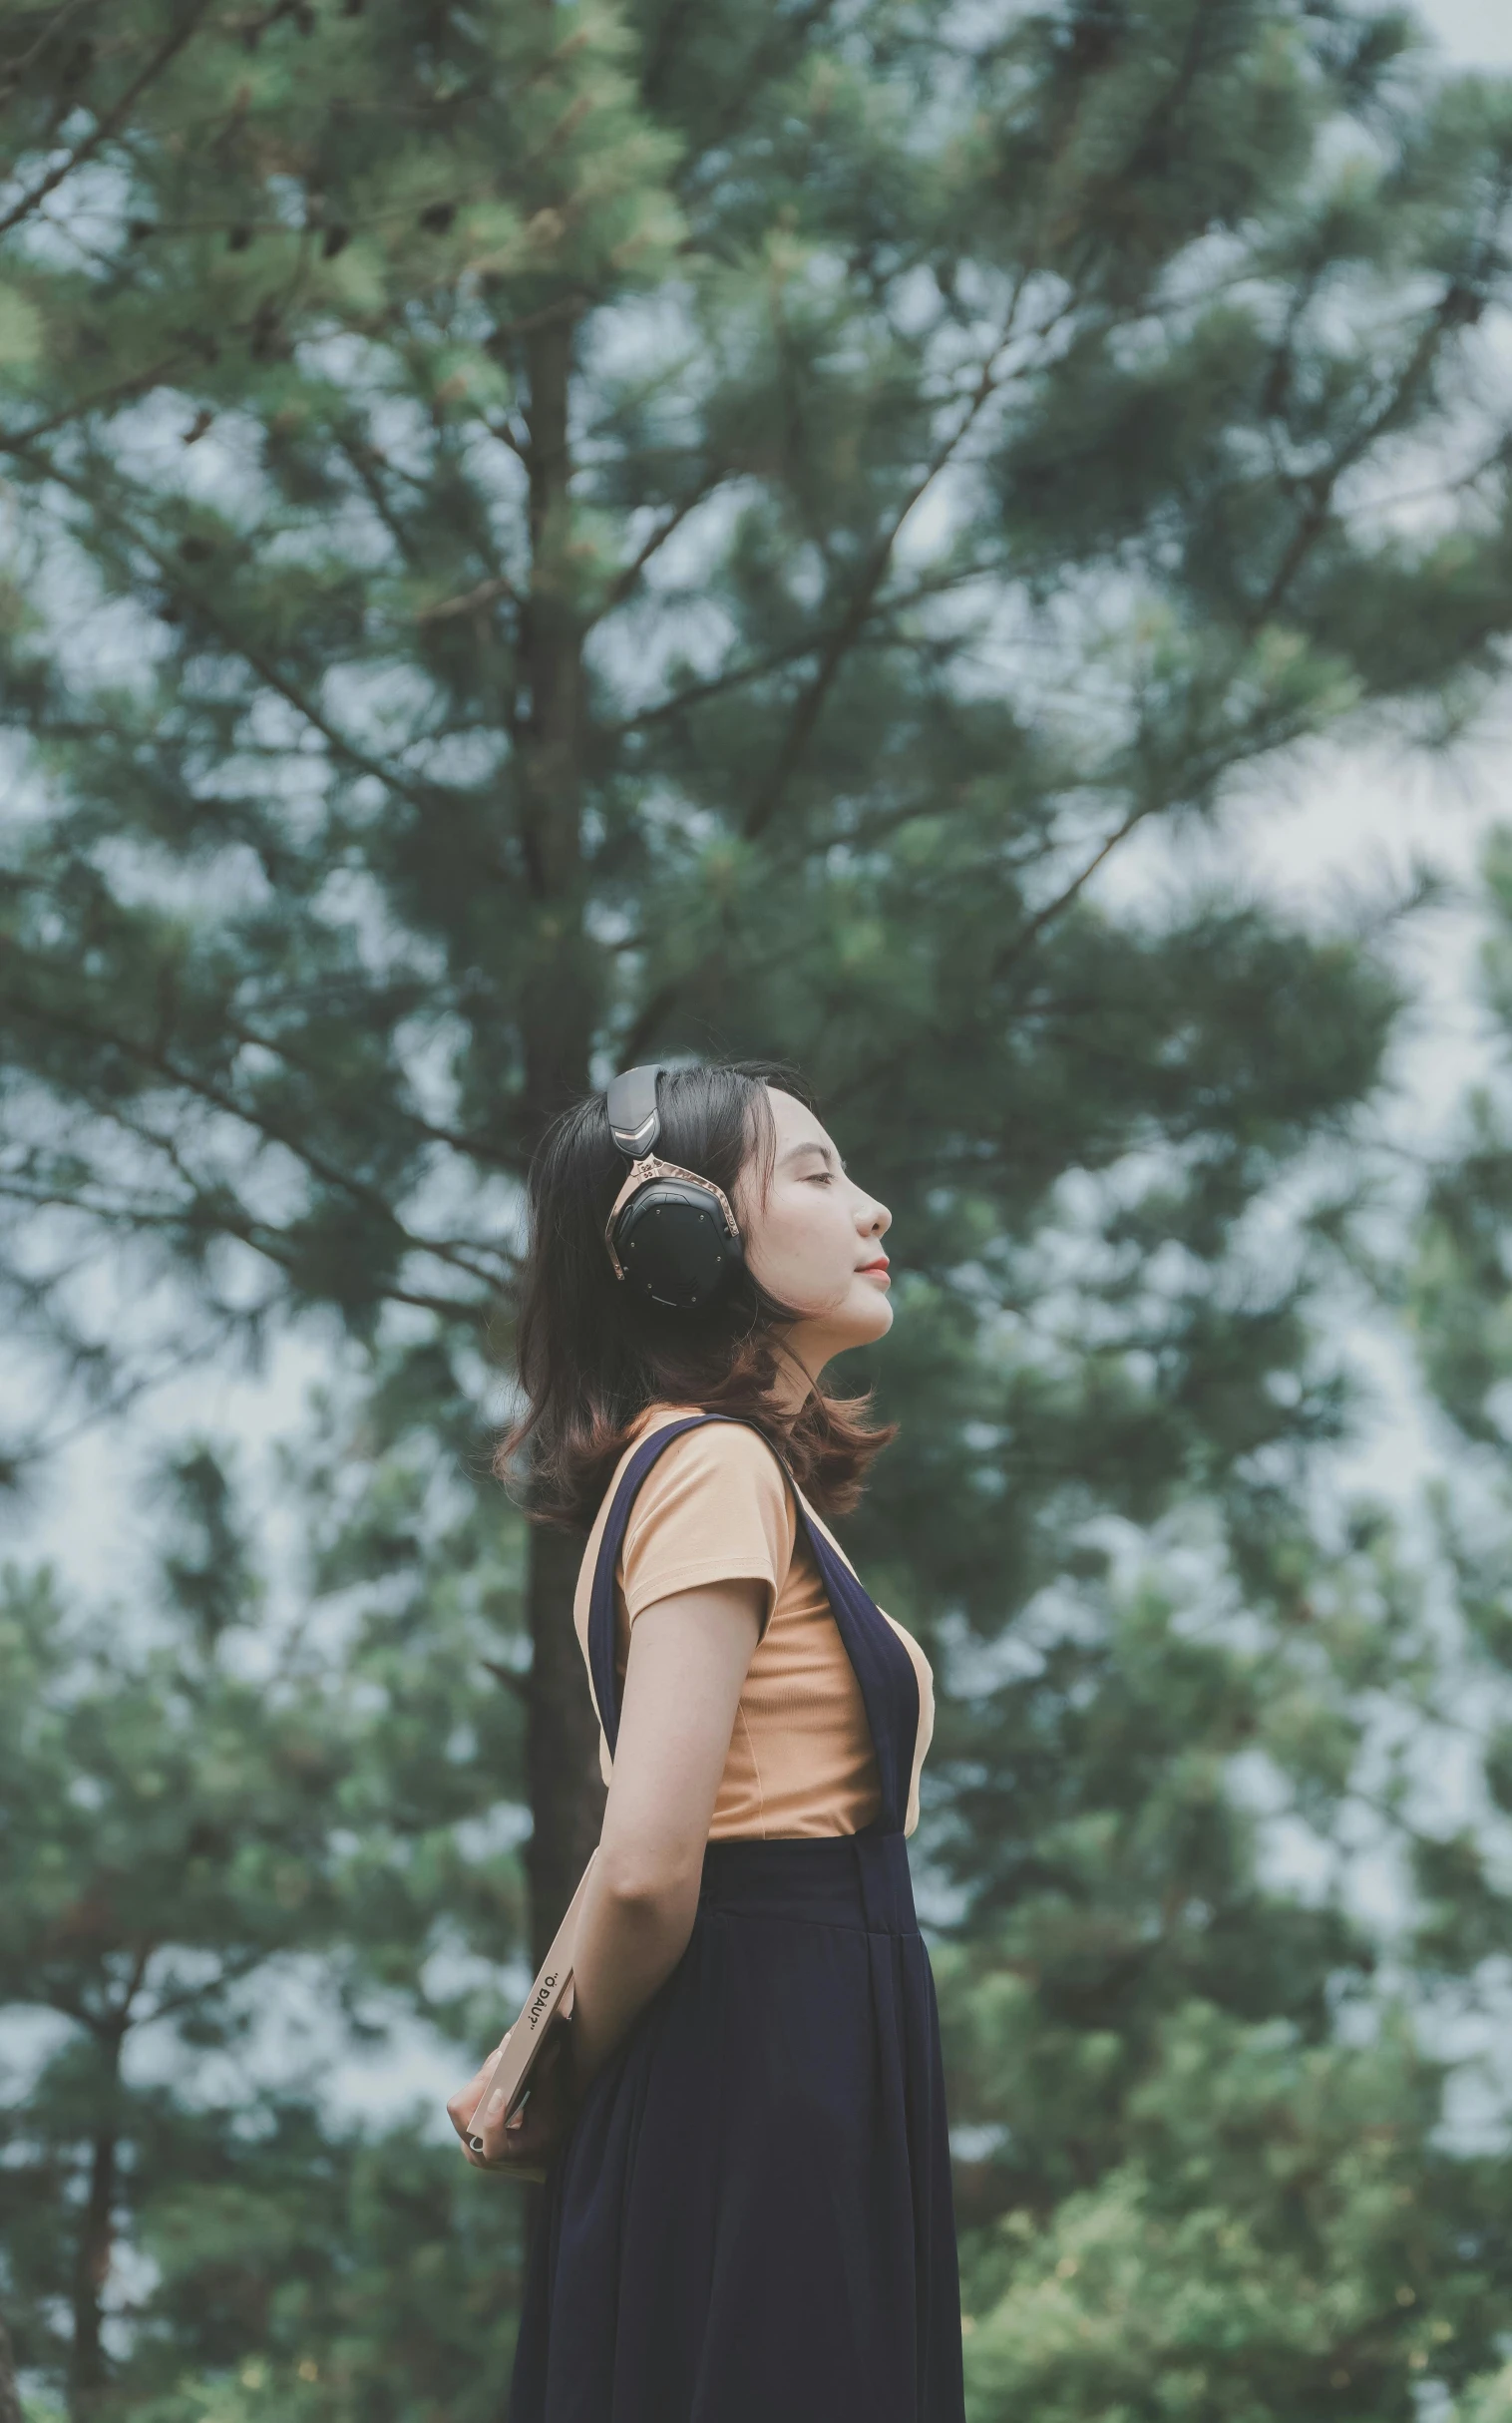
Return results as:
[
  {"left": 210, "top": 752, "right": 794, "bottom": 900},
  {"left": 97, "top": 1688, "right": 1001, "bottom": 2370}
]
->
[{"left": 1419, "top": 0, "right": 1512, "bottom": 67}]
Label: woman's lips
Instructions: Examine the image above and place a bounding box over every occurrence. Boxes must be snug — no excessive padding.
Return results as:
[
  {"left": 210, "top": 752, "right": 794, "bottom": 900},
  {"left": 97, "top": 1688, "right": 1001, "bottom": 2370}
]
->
[{"left": 858, "top": 1259, "right": 890, "bottom": 1277}]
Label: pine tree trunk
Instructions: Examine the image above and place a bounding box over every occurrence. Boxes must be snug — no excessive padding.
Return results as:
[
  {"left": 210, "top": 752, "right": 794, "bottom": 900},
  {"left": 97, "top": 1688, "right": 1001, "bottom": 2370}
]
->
[
  {"left": 524, "top": 1522, "right": 608, "bottom": 1963},
  {"left": 517, "top": 304, "right": 607, "bottom": 1970},
  {"left": 517, "top": 307, "right": 595, "bottom": 1128},
  {"left": 70, "top": 2100, "right": 117, "bottom": 2418},
  {"left": 0, "top": 2306, "right": 23, "bottom": 2423}
]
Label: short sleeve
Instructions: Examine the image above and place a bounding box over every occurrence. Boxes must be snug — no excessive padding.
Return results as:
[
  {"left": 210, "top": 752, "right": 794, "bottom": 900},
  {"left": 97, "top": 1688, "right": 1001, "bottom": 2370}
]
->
[{"left": 619, "top": 1420, "right": 795, "bottom": 1642}]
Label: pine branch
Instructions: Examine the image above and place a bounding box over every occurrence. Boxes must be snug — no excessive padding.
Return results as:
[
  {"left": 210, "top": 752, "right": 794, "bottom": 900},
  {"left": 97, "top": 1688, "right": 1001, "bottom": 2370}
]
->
[
  {"left": 591, "top": 465, "right": 728, "bottom": 621},
  {"left": 0, "top": 0, "right": 217, "bottom": 245},
  {"left": 415, "top": 575, "right": 517, "bottom": 623},
  {"left": 223, "top": 1017, "right": 524, "bottom": 1172},
  {"left": 990, "top": 805, "right": 1151, "bottom": 986},
  {"left": 18, "top": 441, "right": 444, "bottom": 814},
  {"left": 741, "top": 300, "right": 1031, "bottom": 841},
  {"left": 136, "top": 1949, "right": 271, "bottom": 2030},
  {"left": 336, "top": 432, "right": 433, "bottom": 577},
  {"left": 1253, "top": 251, "right": 1510, "bottom": 634},
  {"left": 0, "top": 353, "right": 194, "bottom": 454},
  {"left": 0, "top": 978, "right": 510, "bottom": 1295},
  {"left": 111, "top": 1939, "right": 156, "bottom": 2028},
  {"left": 0, "top": 1317, "right": 252, "bottom": 1478},
  {"left": 609, "top": 561, "right": 996, "bottom": 738},
  {"left": 0, "top": 0, "right": 96, "bottom": 102},
  {"left": 481, "top": 1657, "right": 534, "bottom": 1706},
  {"left": 665, "top": 0, "right": 843, "bottom": 189}
]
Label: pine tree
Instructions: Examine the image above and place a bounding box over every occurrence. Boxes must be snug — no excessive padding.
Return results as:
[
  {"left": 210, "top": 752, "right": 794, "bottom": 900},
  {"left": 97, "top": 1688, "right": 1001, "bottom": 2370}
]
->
[
  {"left": 0, "top": 1437, "right": 529, "bottom": 2419},
  {"left": 940, "top": 1503, "right": 1512, "bottom": 2416},
  {"left": 7, "top": 1, "right": 1512, "bottom": 2413},
  {"left": 1394, "top": 830, "right": 1512, "bottom": 2423}
]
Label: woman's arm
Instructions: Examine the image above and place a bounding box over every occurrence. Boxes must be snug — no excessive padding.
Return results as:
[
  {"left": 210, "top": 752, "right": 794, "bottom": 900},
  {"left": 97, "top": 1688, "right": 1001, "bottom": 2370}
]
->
[{"left": 566, "top": 1574, "right": 765, "bottom": 2099}]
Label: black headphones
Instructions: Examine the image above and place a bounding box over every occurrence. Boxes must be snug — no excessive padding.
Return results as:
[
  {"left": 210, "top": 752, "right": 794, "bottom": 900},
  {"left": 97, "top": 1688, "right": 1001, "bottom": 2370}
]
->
[{"left": 602, "top": 1063, "right": 745, "bottom": 1310}]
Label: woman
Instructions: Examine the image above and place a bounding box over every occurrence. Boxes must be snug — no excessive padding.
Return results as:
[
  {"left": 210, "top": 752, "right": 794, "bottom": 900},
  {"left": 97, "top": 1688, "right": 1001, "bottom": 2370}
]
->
[{"left": 447, "top": 1058, "right": 964, "bottom": 2422}]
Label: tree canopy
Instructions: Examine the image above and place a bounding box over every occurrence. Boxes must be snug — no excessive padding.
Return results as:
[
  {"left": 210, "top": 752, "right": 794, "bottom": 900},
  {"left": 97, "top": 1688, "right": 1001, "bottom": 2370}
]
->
[{"left": 5, "top": 0, "right": 1512, "bottom": 2415}]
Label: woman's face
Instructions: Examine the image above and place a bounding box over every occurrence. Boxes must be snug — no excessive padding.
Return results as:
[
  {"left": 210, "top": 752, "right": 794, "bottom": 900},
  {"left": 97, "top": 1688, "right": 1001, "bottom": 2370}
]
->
[{"left": 735, "top": 1086, "right": 893, "bottom": 1382}]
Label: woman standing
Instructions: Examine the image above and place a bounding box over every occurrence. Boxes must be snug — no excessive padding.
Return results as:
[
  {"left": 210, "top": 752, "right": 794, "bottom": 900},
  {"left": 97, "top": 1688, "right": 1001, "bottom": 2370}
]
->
[{"left": 448, "top": 1058, "right": 964, "bottom": 2422}]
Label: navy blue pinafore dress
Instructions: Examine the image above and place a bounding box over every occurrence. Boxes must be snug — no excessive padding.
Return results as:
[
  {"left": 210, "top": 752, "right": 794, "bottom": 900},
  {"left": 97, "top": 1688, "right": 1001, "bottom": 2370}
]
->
[{"left": 507, "top": 1414, "right": 965, "bottom": 2423}]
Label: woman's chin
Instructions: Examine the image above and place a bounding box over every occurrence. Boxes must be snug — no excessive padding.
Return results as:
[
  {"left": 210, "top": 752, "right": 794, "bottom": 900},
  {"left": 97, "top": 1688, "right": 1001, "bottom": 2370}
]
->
[
  {"left": 789, "top": 1292, "right": 894, "bottom": 1370},
  {"left": 848, "top": 1288, "right": 894, "bottom": 1342}
]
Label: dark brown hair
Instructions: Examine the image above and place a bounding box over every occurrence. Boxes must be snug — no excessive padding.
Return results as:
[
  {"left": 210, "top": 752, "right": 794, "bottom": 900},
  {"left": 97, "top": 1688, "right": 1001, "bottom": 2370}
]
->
[{"left": 495, "top": 1058, "right": 897, "bottom": 1530}]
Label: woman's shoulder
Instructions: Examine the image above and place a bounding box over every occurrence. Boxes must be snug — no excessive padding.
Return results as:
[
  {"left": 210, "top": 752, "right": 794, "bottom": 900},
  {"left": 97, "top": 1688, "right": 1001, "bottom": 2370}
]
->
[
  {"left": 573, "top": 1405, "right": 796, "bottom": 1623},
  {"left": 626, "top": 1404, "right": 793, "bottom": 1500},
  {"left": 578, "top": 1405, "right": 792, "bottom": 1557}
]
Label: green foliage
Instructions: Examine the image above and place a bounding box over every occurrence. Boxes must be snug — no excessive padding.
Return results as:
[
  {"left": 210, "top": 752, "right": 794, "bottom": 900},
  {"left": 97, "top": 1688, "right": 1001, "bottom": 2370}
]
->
[
  {"left": 0, "top": 1433, "right": 531, "bottom": 2415},
  {"left": 958, "top": 2006, "right": 1462, "bottom": 2423},
  {"left": 4, "top": 0, "right": 1512, "bottom": 1428},
  {"left": 932, "top": 1530, "right": 1512, "bottom": 2413},
  {"left": 1409, "top": 833, "right": 1512, "bottom": 1443},
  {"left": 5, "top": 0, "right": 1512, "bottom": 2417}
]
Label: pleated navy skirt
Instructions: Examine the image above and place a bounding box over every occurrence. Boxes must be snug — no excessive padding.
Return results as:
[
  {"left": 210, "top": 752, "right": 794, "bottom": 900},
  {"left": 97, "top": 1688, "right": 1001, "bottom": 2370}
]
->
[{"left": 507, "top": 1414, "right": 965, "bottom": 2423}]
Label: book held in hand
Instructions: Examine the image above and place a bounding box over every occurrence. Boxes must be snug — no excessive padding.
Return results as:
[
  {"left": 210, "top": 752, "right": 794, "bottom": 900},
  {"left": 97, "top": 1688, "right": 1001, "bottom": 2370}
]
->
[{"left": 467, "top": 1849, "right": 599, "bottom": 2150}]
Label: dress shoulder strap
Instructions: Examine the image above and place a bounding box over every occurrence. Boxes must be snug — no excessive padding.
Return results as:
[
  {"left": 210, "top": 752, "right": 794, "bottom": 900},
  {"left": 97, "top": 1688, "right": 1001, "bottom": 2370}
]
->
[
  {"left": 586, "top": 1414, "right": 763, "bottom": 1757},
  {"left": 585, "top": 1413, "right": 919, "bottom": 1835}
]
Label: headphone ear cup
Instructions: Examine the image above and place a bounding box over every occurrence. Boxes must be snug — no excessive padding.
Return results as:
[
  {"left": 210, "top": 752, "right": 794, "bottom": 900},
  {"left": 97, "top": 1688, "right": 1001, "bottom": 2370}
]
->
[{"left": 612, "top": 1181, "right": 743, "bottom": 1310}]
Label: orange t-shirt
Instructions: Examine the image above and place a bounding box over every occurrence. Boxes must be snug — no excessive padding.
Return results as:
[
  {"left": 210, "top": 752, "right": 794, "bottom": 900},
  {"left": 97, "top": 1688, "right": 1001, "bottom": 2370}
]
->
[{"left": 571, "top": 1403, "right": 936, "bottom": 1839}]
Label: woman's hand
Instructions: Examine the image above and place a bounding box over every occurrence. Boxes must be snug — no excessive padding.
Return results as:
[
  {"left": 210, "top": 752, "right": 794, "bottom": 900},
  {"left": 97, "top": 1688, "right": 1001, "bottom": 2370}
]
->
[{"left": 446, "top": 2023, "right": 579, "bottom": 2185}]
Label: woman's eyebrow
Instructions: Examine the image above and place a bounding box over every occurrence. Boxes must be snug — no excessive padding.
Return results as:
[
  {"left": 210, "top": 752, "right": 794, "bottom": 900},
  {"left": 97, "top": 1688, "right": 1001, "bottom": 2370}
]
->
[{"left": 780, "top": 1141, "right": 847, "bottom": 1173}]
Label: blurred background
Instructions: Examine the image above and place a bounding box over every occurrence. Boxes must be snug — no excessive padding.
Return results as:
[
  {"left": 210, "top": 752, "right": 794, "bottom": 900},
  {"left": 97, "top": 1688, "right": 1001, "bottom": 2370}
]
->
[{"left": 5, "top": 1, "right": 1512, "bottom": 2416}]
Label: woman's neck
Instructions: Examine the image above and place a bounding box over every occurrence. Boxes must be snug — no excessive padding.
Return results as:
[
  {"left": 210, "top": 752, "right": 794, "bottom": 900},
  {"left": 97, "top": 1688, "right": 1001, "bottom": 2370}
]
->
[{"left": 766, "top": 1337, "right": 819, "bottom": 1419}]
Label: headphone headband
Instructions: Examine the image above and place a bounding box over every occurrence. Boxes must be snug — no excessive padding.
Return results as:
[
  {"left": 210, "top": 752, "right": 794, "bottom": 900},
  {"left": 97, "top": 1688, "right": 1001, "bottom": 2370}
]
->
[{"left": 605, "top": 1063, "right": 663, "bottom": 1160}]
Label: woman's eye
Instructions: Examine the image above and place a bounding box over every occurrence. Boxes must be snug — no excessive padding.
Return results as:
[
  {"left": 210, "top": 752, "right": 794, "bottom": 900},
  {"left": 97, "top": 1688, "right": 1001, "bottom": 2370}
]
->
[{"left": 807, "top": 1172, "right": 833, "bottom": 1185}]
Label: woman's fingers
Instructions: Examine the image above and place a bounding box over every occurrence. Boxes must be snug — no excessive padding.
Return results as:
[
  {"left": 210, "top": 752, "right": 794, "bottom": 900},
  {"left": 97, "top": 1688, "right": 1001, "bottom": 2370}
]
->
[
  {"left": 476, "top": 2071, "right": 552, "bottom": 2163},
  {"left": 444, "top": 2061, "right": 493, "bottom": 2145},
  {"left": 448, "top": 2024, "right": 575, "bottom": 2177},
  {"left": 475, "top": 2082, "right": 523, "bottom": 2163},
  {"left": 445, "top": 2030, "right": 511, "bottom": 2146},
  {"left": 469, "top": 2040, "right": 573, "bottom": 2173}
]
